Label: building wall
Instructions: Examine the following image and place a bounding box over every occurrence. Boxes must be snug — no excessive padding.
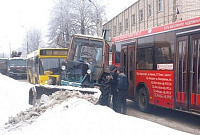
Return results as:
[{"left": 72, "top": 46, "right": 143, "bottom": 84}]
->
[{"left": 103, "top": 0, "right": 200, "bottom": 43}]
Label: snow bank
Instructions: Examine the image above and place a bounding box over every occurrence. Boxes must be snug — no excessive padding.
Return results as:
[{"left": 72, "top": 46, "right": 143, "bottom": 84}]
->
[
  {"left": 0, "top": 74, "right": 32, "bottom": 126},
  {"left": 0, "top": 74, "right": 191, "bottom": 135},
  {"left": 3, "top": 98, "right": 190, "bottom": 135}
]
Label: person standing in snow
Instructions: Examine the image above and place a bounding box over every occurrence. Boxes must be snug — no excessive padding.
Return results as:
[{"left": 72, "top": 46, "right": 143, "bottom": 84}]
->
[
  {"left": 116, "top": 66, "right": 129, "bottom": 114},
  {"left": 107, "top": 65, "right": 118, "bottom": 111}
]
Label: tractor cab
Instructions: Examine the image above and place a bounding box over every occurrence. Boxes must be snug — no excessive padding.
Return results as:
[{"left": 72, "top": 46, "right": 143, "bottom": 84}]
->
[{"left": 60, "top": 34, "right": 110, "bottom": 87}]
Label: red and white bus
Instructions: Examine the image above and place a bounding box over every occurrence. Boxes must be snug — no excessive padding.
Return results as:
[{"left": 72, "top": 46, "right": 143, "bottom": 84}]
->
[{"left": 112, "top": 16, "right": 200, "bottom": 114}]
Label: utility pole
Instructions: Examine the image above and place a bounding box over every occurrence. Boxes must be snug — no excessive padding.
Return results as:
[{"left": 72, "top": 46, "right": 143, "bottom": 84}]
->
[
  {"left": 26, "top": 35, "right": 28, "bottom": 54},
  {"left": 81, "top": 0, "right": 85, "bottom": 34},
  {"left": 172, "top": 0, "right": 177, "bottom": 22},
  {"left": 22, "top": 26, "right": 29, "bottom": 55},
  {"left": 9, "top": 43, "right": 11, "bottom": 58}
]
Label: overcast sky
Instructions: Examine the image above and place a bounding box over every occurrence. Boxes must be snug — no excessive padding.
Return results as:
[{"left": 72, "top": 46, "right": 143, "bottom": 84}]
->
[
  {"left": 0, "top": 0, "right": 137, "bottom": 57},
  {"left": 105, "top": 0, "right": 137, "bottom": 20}
]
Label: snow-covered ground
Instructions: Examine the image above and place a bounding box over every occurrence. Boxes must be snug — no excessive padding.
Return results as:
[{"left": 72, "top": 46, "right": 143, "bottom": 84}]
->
[{"left": 0, "top": 74, "right": 191, "bottom": 135}]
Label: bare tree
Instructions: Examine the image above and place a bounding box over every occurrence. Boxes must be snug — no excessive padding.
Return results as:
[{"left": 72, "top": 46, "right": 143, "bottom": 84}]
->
[
  {"left": 21, "top": 28, "right": 43, "bottom": 55},
  {"left": 47, "top": 0, "right": 72, "bottom": 48},
  {"left": 47, "top": 0, "right": 106, "bottom": 47}
]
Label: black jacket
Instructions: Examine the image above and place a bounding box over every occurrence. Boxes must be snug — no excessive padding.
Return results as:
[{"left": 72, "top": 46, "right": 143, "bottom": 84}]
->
[
  {"left": 109, "top": 71, "right": 118, "bottom": 94},
  {"left": 117, "top": 73, "right": 129, "bottom": 91}
]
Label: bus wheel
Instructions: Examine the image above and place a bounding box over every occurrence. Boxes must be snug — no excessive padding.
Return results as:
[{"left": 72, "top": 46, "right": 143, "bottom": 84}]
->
[{"left": 137, "top": 87, "right": 150, "bottom": 112}]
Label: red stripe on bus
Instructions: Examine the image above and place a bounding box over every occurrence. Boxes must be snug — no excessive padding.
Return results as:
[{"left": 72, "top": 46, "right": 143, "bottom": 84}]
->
[
  {"left": 191, "top": 93, "right": 195, "bottom": 105},
  {"left": 196, "top": 94, "right": 200, "bottom": 106},
  {"left": 113, "top": 16, "right": 200, "bottom": 42}
]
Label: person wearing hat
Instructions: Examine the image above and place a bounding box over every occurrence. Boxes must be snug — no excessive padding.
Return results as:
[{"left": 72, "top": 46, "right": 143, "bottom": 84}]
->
[
  {"left": 116, "top": 66, "right": 129, "bottom": 114},
  {"left": 107, "top": 64, "right": 118, "bottom": 111}
]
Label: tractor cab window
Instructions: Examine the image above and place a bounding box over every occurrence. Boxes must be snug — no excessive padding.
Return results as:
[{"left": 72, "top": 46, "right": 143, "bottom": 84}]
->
[{"left": 73, "top": 37, "right": 103, "bottom": 65}]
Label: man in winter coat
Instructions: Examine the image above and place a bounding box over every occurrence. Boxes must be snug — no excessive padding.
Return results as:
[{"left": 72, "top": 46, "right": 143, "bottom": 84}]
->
[
  {"left": 116, "top": 66, "right": 129, "bottom": 114},
  {"left": 107, "top": 65, "right": 118, "bottom": 111}
]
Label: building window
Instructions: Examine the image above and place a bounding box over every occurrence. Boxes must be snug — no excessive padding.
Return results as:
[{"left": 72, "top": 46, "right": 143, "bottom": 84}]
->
[
  {"left": 148, "top": 4, "right": 152, "bottom": 17},
  {"left": 139, "top": 9, "right": 144, "bottom": 22},
  {"left": 132, "top": 14, "right": 136, "bottom": 25},
  {"left": 119, "top": 22, "right": 122, "bottom": 33},
  {"left": 125, "top": 18, "right": 128, "bottom": 30},
  {"left": 113, "top": 26, "right": 116, "bottom": 36},
  {"left": 158, "top": 0, "right": 163, "bottom": 12}
]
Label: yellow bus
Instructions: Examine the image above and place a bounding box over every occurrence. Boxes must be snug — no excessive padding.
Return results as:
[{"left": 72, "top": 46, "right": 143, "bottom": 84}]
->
[{"left": 27, "top": 48, "right": 68, "bottom": 85}]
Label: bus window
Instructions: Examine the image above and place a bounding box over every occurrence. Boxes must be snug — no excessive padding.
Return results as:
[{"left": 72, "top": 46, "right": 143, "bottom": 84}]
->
[
  {"left": 137, "top": 36, "right": 154, "bottom": 70},
  {"left": 155, "top": 32, "right": 174, "bottom": 65},
  {"left": 137, "top": 47, "right": 153, "bottom": 70},
  {"left": 155, "top": 42, "right": 173, "bottom": 64},
  {"left": 115, "top": 52, "right": 120, "bottom": 63},
  {"left": 114, "top": 42, "right": 122, "bottom": 64}
]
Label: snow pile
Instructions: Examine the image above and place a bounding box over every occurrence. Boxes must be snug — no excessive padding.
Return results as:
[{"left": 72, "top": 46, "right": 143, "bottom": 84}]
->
[
  {"left": 6, "top": 90, "right": 98, "bottom": 125},
  {"left": 0, "top": 73, "right": 191, "bottom": 135}
]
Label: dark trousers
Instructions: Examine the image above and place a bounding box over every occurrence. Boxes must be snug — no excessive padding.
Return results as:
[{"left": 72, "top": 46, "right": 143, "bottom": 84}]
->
[
  {"left": 112, "top": 92, "right": 118, "bottom": 112},
  {"left": 116, "top": 91, "right": 127, "bottom": 114}
]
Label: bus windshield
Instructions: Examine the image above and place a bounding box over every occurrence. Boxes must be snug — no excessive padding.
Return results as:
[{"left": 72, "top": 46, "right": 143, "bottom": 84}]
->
[
  {"left": 9, "top": 59, "right": 26, "bottom": 67},
  {"left": 39, "top": 58, "right": 64, "bottom": 75},
  {"left": 72, "top": 37, "right": 103, "bottom": 65}
]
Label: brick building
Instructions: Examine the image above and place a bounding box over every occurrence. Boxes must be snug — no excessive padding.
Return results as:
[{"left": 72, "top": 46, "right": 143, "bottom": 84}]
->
[{"left": 103, "top": 0, "right": 200, "bottom": 42}]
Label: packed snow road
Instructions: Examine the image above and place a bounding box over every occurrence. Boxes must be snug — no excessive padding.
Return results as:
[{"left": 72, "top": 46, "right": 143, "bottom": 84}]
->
[
  {"left": 17, "top": 78, "right": 200, "bottom": 134},
  {"left": 126, "top": 100, "right": 200, "bottom": 135}
]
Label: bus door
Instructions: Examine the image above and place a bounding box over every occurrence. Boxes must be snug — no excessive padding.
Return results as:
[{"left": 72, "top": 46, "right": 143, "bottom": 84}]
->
[
  {"left": 189, "top": 34, "right": 200, "bottom": 112},
  {"left": 176, "top": 36, "right": 189, "bottom": 110},
  {"left": 121, "top": 44, "right": 128, "bottom": 75},
  {"left": 121, "top": 42, "right": 135, "bottom": 98},
  {"left": 176, "top": 34, "right": 200, "bottom": 112}
]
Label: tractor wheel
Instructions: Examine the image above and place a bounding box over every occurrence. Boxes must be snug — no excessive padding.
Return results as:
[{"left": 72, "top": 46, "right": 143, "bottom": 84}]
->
[
  {"left": 27, "top": 75, "right": 31, "bottom": 83},
  {"left": 29, "top": 87, "right": 38, "bottom": 106},
  {"left": 137, "top": 87, "right": 151, "bottom": 112},
  {"left": 99, "top": 73, "right": 111, "bottom": 106}
]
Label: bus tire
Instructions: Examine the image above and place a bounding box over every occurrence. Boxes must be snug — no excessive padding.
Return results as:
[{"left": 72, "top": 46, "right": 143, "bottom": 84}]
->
[{"left": 137, "top": 87, "right": 150, "bottom": 112}]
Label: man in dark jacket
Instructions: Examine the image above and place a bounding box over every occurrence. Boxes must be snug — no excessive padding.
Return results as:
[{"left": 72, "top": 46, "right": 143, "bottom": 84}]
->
[
  {"left": 116, "top": 66, "right": 129, "bottom": 114},
  {"left": 108, "top": 65, "right": 118, "bottom": 111}
]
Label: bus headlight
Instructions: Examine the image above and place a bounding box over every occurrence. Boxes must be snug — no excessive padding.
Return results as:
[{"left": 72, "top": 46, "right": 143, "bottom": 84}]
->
[
  {"left": 61, "top": 65, "right": 66, "bottom": 70},
  {"left": 87, "top": 69, "right": 91, "bottom": 74}
]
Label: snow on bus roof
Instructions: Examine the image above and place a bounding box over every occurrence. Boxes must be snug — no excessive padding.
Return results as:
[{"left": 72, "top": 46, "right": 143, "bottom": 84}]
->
[
  {"left": 0, "top": 58, "right": 8, "bottom": 60},
  {"left": 8, "top": 57, "right": 26, "bottom": 60},
  {"left": 74, "top": 34, "right": 104, "bottom": 40},
  {"left": 113, "top": 16, "right": 200, "bottom": 42}
]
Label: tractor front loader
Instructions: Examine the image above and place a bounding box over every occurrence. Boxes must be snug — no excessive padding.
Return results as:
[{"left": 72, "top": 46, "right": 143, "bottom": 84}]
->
[{"left": 29, "top": 34, "right": 111, "bottom": 106}]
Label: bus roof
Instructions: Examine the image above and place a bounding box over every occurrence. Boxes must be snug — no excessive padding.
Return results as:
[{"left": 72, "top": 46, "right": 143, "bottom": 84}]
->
[{"left": 113, "top": 16, "right": 200, "bottom": 42}]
